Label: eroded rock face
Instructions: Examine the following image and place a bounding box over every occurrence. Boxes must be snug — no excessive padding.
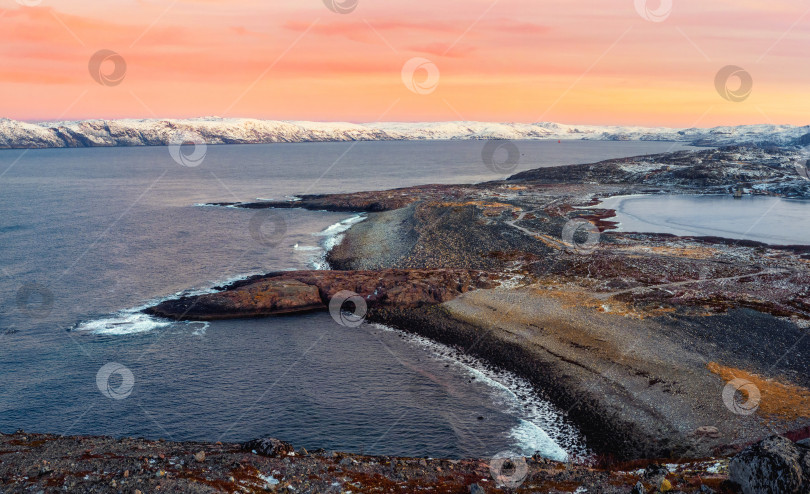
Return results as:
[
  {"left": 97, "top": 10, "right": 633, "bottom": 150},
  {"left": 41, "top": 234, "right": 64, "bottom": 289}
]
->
[
  {"left": 144, "top": 269, "right": 501, "bottom": 321},
  {"left": 729, "top": 436, "right": 807, "bottom": 494}
]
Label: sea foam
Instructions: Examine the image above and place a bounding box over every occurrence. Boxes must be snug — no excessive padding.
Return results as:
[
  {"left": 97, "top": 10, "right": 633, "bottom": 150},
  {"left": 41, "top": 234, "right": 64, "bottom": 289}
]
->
[
  {"left": 72, "top": 272, "right": 261, "bottom": 336},
  {"left": 300, "top": 214, "right": 366, "bottom": 270},
  {"left": 370, "top": 323, "right": 590, "bottom": 462}
]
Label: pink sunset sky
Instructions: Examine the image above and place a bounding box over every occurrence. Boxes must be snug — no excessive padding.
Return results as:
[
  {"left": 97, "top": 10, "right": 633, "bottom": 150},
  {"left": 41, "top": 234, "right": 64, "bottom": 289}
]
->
[{"left": 1, "top": 0, "right": 808, "bottom": 127}]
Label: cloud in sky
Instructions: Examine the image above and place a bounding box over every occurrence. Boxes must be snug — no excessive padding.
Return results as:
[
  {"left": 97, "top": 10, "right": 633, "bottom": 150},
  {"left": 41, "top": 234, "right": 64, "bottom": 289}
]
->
[{"left": 0, "top": 0, "right": 808, "bottom": 126}]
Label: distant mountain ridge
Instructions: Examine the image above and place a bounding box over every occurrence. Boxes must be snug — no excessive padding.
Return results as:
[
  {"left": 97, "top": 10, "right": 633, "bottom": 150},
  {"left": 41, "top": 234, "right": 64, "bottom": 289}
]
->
[{"left": 0, "top": 117, "right": 808, "bottom": 149}]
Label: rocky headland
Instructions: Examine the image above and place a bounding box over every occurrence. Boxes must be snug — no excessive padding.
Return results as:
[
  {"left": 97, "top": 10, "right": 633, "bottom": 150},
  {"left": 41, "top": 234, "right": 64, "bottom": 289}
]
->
[
  {"left": 6, "top": 145, "right": 810, "bottom": 493},
  {"left": 144, "top": 269, "right": 503, "bottom": 320},
  {"left": 193, "top": 146, "right": 810, "bottom": 458}
]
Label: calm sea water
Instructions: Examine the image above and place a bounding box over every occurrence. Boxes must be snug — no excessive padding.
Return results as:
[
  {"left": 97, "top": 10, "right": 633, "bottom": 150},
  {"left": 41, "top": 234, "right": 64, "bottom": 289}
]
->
[
  {"left": 0, "top": 140, "right": 696, "bottom": 459},
  {"left": 599, "top": 194, "right": 810, "bottom": 245}
]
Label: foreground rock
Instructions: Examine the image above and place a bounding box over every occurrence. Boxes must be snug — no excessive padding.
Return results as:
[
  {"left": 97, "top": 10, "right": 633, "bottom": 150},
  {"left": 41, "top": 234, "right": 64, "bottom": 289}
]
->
[
  {"left": 729, "top": 435, "right": 810, "bottom": 493},
  {"left": 0, "top": 431, "right": 739, "bottom": 493},
  {"left": 144, "top": 269, "right": 502, "bottom": 320}
]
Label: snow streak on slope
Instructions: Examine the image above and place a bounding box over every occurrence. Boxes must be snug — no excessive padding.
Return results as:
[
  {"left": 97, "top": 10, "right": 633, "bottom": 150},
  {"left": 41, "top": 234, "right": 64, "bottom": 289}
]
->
[{"left": 0, "top": 117, "right": 808, "bottom": 149}]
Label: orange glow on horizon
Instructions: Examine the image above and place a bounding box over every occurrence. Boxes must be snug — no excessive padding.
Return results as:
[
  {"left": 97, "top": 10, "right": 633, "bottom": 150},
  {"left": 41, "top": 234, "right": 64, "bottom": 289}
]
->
[{"left": 1, "top": 0, "right": 809, "bottom": 127}]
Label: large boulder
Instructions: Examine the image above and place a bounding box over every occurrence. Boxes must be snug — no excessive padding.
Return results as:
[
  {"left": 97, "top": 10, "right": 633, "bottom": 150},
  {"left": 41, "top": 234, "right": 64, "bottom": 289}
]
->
[
  {"left": 242, "top": 437, "right": 294, "bottom": 457},
  {"left": 729, "top": 435, "right": 807, "bottom": 493}
]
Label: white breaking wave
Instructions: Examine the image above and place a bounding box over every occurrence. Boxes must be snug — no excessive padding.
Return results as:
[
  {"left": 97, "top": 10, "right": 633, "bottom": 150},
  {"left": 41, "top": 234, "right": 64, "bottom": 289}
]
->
[
  {"left": 75, "top": 312, "right": 172, "bottom": 336},
  {"left": 317, "top": 214, "right": 366, "bottom": 252},
  {"left": 75, "top": 212, "right": 367, "bottom": 335},
  {"left": 300, "top": 214, "right": 366, "bottom": 270},
  {"left": 73, "top": 272, "right": 262, "bottom": 336},
  {"left": 370, "top": 323, "right": 590, "bottom": 462},
  {"left": 74, "top": 310, "right": 208, "bottom": 337}
]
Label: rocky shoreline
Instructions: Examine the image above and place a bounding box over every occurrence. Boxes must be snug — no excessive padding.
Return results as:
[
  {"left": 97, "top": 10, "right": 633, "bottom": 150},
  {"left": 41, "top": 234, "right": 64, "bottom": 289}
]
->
[
  {"left": 158, "top": 147, "right": 810, "bottom": 459},
  {"left": 177, "top": 146, "right": 810, "bottom": 459},
  {"left": 0, "top": 431, "right": 747, "bottom": 493},
  {"left": 6, "top": 145, "right": 810, "bottom": 492}
]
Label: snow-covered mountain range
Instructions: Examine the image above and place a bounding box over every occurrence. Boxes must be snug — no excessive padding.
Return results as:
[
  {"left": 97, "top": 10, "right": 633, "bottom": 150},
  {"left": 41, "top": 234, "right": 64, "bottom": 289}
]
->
[{"left": 0, "top": 117, "right": 808, "bottom": 149}]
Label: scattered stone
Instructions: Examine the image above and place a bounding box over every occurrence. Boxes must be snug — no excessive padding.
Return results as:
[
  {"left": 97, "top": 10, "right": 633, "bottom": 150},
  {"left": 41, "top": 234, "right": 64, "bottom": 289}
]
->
[
  {"left": 298, "top": 447, "right": 307, "bottom": 456},
  {"left": 631, "top": 481, "right": 646, "bottom": 494},
  {"left": 194, "top": 451, "right": 206, "bottom": 462},
  {"left": 729, "top": 435, "right": 805, "bottom": 494}
]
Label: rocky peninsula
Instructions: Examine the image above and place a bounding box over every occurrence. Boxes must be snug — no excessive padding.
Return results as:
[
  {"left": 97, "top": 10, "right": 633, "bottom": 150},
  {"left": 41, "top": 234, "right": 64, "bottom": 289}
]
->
[
  {"left": 188, "top": 146, "right": 810, "bottom": 459},
  {"left": 5, "top": 145, "right": 810, "bottom": 492}
]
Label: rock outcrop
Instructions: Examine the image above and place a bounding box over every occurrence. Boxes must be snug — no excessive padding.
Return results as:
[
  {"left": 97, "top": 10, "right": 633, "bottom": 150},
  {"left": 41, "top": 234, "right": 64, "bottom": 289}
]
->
[
  {"left": 144, "top": 269, "right": 502, "bottom": 320},
  {"left": 729, "top": 435, "right": 810, "bottom": 493}
]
